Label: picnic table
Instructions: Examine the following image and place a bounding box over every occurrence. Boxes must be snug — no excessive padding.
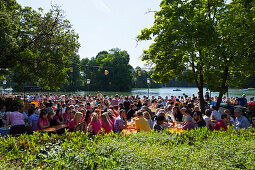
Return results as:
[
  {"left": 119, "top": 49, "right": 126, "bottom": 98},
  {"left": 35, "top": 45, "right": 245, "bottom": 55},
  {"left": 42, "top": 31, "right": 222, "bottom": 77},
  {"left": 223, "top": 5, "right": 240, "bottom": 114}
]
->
[{"left": 40, "top": 124, "right": 68, "bottom": 134}]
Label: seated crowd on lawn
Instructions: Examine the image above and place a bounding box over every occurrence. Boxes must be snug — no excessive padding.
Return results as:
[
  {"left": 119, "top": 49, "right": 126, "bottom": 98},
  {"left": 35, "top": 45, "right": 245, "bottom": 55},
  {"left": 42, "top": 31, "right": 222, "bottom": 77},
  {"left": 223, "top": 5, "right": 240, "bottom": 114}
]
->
[{"left": 0, "top": 91, "right": 255, "bottom": 136}]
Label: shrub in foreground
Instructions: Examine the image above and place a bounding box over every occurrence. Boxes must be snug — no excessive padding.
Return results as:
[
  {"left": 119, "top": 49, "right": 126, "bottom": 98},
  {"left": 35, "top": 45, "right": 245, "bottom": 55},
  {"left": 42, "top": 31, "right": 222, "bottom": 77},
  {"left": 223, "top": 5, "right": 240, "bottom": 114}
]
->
[{"left": 0, "top": 128, "right": 255, "bottom": 169}]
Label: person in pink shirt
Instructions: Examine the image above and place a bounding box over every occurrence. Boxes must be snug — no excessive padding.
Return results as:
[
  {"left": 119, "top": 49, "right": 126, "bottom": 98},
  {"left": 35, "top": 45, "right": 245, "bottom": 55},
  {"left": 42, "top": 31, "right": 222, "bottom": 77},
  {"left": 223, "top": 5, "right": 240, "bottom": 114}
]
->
[
  {"left": 88, "top": 113, "right": 102, "bottom": 135},
  {"left": 63, "top": 107, "right": 71, "bottom": 124},
  {"left": 101, "top": 113, "right": 113, "bottom": 134},
  {"left": 69, "top": 112, "right": 82, "bottom": 132},
  {"left": 36, "top": 109, "right": 50, "bottom": 131},
  {"left": 7, "top": 106, "right": 26, "bottom": 135},
  {"left": 107, "top": 110, "right": 116, "bottom": 127}
]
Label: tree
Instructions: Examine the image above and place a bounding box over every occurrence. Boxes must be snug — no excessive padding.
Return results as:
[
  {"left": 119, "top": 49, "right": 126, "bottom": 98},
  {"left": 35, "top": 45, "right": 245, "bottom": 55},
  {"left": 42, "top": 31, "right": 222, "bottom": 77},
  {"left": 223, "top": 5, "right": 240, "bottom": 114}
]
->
[
  {"left": 0, "top": 0, "right": 80, "bottom": 90},
  {"left": 83, "top": 49, "right": 133, "bottom": 92},
  {"left": 137, "top": 0, "right": 255, "bottom": 112}
]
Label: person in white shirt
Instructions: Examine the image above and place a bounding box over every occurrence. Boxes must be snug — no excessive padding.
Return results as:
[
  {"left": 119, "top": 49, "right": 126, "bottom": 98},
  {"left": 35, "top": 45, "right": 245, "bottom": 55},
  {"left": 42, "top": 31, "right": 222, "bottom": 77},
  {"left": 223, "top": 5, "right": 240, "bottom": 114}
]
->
[
  {"left": 203, "top": 109, "right": 213, "bottom": 128},
  {"left": 211, "top": 106, "right": 221, "bottom": 121}
]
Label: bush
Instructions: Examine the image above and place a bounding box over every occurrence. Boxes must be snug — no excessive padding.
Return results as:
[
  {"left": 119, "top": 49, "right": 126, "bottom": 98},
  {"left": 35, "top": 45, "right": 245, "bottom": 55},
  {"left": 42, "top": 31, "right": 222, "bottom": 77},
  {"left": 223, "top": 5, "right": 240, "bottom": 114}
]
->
[
  {"left": 0, "top": 97, "right": 24, "bottom": 111},
  {"left": 0, "top": 128, "right": 255, "bottom": 169}
]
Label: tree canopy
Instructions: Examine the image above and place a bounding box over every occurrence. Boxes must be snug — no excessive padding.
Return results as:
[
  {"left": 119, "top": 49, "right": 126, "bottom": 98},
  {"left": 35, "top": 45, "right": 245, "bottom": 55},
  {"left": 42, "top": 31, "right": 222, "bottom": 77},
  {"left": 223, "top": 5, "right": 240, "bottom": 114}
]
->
[
  {"left": 0, "top": 0, "right": 80, "bottom": 90},
  {"left": 80, "top": 49, "right": 133, "bottom": 92},
  {"left": 137, "top": 0, "right": 255, "bottom": 111}
]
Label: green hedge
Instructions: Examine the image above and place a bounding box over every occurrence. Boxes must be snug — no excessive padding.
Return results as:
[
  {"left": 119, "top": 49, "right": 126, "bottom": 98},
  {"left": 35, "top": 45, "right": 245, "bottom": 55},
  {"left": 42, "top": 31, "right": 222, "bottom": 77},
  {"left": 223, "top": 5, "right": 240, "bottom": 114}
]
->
[
  {"left": 0, "top": 128, "right": 255, "bottom": 169},
  {"left": 0, "top": 98, "right": 24, "bottom": 111}
]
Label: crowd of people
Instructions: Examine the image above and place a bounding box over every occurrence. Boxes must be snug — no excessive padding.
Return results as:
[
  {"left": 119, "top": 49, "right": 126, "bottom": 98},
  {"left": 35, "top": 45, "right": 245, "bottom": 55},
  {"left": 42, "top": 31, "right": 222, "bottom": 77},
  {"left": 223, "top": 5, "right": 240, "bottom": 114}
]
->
[{"left": 0, "top": 91, "right": 255, "bottom": 136}]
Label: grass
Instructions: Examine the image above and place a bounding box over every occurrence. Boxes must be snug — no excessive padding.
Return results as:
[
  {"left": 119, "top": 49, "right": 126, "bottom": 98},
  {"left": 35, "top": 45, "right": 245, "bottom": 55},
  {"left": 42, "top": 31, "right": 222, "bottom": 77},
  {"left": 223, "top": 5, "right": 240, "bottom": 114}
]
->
[{"left": 0, "top": 127, "right": 255, "bottom": 169}]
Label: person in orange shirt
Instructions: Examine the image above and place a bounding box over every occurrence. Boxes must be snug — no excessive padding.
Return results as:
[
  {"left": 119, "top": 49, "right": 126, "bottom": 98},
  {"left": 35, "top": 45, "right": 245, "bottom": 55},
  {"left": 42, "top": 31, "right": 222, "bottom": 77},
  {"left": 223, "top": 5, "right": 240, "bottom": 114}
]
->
[{"left": 135, "top": 111, "right": 151, "bottom": 132}]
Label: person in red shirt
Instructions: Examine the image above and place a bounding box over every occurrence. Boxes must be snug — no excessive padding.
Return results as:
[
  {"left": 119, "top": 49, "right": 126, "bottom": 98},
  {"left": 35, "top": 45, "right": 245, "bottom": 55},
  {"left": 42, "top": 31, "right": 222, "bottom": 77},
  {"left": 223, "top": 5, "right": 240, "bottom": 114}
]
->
[
  {"left": 213, "top": 114, "right": 228, "bottom": 131},
  {"left": 248, "top": 97, "right": 255, "bottom": 111}
]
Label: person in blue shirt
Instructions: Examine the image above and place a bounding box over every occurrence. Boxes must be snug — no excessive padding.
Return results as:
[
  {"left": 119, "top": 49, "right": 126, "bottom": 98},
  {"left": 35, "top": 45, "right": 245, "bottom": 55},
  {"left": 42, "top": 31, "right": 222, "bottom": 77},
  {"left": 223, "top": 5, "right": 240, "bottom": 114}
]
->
[
  {"left": 237, "top": 94, "right": 247, "bottom": 107},
  {"left": 234, "top": 108, "right": 250, "bottom": 130},
  {"left": 28, "top": 108, "right": 40, "bottom": 133}
]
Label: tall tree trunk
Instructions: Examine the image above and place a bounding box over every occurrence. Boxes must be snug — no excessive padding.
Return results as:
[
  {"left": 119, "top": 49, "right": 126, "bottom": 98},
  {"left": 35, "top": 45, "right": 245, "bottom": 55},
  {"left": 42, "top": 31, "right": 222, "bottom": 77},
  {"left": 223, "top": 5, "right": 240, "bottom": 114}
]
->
[
  {"left": 216, "top": 66, "right": 229, "bottom": 110},
  {"left": 199, "top": 86, "right": 205, "bottom": 114},
  {"left": 199, "top": 71, "right": 205, "bottom": 114}
]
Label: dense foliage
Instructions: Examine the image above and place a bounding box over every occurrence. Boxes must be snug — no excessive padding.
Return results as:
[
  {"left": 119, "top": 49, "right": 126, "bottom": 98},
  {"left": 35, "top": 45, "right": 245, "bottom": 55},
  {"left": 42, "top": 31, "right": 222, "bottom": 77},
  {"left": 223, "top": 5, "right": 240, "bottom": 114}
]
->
[
  {"left": 0, "top": 128, "right": 255, "bottom": 169},
  {"left": 0, "top": 98, "right": 23, "bottom": 111},
  {"left": 137, "top": 0, "right": 255, "bottom": 111},
  {"left": 79, "top": 49, "right": 133, "bottom": 92},
  {"left": 0, "top": 0, "right": 80, "bottom": 90}
]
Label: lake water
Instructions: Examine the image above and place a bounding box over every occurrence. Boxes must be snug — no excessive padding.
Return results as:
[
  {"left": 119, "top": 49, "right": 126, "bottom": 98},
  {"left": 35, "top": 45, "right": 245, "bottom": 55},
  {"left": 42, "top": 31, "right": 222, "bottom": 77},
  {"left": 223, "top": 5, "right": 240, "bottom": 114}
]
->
[{"left": 75, "top": 87, "right": 255, "bottom": 99}]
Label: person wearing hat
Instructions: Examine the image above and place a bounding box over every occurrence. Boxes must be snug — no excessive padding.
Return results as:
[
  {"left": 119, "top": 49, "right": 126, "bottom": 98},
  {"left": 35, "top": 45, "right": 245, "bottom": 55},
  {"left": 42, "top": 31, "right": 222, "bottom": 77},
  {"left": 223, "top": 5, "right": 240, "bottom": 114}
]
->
[{"left": 237, "top": 94, "right": 247, "bottom": 107}]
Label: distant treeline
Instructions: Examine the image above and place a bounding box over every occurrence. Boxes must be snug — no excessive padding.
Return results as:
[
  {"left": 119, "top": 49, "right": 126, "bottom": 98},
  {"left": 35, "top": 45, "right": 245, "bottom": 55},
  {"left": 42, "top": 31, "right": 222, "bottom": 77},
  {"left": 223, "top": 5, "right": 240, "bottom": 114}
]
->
[{"left": 3, "top": 48, "right": 255, "bottom": 92}]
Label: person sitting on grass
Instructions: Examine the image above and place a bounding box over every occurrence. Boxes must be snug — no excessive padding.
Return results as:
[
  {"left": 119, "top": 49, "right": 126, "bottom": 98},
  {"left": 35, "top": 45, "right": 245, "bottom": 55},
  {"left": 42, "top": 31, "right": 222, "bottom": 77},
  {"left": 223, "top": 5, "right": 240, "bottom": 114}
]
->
[
  {"left": 213, "top": 114, "right": 228, "bottom": 131},
  {"left": 36, "top": 109, "right": 50, "bottom": 131},
  {"left": 135, "top": 111, "right": 151, "bottom": 132},
  {"left": 153, "top": 115, "right": 165, "bottom": 132},
  {"left": 69, "top": 112, "right": 82, "bottom": 132}
]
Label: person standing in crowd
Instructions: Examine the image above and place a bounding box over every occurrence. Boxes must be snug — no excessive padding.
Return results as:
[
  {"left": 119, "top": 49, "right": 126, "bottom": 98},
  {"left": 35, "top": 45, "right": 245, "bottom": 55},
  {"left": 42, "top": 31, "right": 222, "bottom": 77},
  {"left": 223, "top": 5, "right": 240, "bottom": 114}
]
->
[
  {"left": 7, "top": 106, "right": 26, "bottom": 135},
  {"left": 234, "top": 108, "right": 250, "bottom": 130},
  {"left": 135, "top": 111, "right": 151, "bottom": 132},
  {"left": 248, "top": 97, "right": 255, "bottom": 111},
  {"left": 36, "top": 109, "right": 50, "bottom": 131},
  {"left": 237, "top": 94, "right": 247, "bottom": 107},
  {"left": 114, "top": 109, "right": 127, "bottom": 133},
  {"left": 213, "top": 114, "right": 228, "bottom": 131}
]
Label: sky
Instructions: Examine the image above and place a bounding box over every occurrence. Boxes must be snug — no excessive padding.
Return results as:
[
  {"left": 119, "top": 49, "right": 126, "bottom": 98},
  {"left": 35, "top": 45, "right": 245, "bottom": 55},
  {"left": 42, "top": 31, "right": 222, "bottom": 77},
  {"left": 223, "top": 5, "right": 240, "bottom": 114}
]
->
[{"left": 16, "top": 0, "right": 162, "bottom": 68}]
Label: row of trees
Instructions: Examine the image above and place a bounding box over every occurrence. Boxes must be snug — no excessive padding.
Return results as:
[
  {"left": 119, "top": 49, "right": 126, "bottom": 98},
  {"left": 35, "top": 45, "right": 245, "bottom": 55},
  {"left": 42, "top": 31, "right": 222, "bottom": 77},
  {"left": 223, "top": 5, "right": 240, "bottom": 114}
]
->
[{"left": 0, "top": 0, "right": 192, "bottom": 92}]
